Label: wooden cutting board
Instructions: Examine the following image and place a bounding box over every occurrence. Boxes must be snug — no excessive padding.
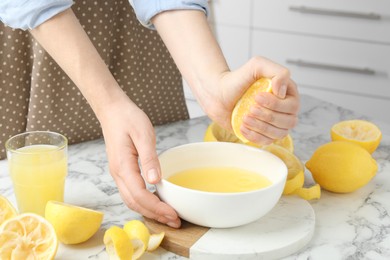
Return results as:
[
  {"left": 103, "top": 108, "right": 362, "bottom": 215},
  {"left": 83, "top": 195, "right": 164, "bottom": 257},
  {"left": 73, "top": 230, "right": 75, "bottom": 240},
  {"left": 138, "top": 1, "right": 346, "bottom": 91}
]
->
[{"left": 144, "top": 196, "right": 315, "bottom": 259}]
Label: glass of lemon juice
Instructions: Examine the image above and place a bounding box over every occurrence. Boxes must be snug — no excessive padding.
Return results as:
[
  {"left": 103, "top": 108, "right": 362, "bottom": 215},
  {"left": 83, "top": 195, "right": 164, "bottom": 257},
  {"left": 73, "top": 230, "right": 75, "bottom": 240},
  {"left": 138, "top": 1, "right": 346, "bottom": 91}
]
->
[{"left": 5, "top": 131, "right": 68, "bottom": 216}]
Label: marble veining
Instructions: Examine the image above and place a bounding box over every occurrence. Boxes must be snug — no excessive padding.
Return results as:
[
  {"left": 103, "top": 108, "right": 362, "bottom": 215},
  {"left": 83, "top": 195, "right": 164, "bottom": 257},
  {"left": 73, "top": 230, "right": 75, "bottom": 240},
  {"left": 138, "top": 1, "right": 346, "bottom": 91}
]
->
[{"left": 1, "top": 94, "right": 390, "bottom": 260}]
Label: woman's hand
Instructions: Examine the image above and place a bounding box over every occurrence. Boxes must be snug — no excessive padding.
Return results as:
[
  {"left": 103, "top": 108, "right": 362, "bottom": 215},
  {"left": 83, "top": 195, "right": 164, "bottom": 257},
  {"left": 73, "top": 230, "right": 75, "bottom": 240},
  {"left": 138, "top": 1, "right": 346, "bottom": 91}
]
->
[
  {"left": 153, "top": 11, "right": 299, "bottom": 146},
  {"left": 99, "top": 95, "right": 181, "bottom": 228},
  {"left": 201, "top": 56, "right": 300, "bottom": 145}
]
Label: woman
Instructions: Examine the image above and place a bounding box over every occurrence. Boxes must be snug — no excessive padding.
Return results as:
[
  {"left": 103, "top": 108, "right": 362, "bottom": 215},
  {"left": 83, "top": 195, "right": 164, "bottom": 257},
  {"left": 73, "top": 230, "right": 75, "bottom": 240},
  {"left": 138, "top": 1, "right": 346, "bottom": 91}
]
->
[{"left": 0, "top": 0, "right": 299, "bottom": 228}]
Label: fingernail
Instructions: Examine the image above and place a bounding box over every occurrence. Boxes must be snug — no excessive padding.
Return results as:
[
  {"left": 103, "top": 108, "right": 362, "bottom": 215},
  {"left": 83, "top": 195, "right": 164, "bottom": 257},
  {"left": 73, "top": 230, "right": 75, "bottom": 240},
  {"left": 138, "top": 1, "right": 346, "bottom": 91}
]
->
[
  {"left": 278, "top": 85, "right": 287, "bottom": 98},
  {"left": 167, "top": 221, "right": 180, "bottom": 228},
  {"left": 147, "top": 169, "right": 159, "bottom": 183},
  {"left": 164, "top": 214, "right": 176, "bottom": 221}
]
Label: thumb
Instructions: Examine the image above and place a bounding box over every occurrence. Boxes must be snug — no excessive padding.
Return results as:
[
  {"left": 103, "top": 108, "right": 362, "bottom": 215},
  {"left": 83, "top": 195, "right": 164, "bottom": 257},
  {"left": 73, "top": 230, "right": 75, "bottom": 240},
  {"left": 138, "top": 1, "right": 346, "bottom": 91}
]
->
[{"left": 271, "top": 76, "right": 289, "bottom": 99}]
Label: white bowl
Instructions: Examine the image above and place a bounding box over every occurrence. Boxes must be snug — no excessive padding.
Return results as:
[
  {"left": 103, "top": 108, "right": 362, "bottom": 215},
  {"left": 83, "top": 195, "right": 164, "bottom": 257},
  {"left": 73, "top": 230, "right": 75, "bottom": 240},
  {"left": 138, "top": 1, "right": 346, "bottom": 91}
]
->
[{"left": 156, "top": 142, "right": 287, "bottom": 228}]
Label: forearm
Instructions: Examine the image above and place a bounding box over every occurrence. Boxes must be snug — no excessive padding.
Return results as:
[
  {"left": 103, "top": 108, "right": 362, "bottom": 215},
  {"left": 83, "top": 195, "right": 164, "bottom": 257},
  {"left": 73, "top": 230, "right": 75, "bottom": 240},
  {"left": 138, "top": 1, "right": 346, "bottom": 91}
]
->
[
  {"left": 29, "top": 9, "right": 128, "bottom": 120},
  {"left": 152, "top": 10, "right": 230, "bottom": 102}
]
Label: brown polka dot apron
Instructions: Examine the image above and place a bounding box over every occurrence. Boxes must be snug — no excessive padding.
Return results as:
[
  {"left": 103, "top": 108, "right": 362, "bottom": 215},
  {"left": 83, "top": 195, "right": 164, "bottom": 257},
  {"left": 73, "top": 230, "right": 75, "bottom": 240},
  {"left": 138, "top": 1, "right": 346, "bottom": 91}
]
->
[{"left": 0, "top": 0, "right": 189, "bottom": 159}]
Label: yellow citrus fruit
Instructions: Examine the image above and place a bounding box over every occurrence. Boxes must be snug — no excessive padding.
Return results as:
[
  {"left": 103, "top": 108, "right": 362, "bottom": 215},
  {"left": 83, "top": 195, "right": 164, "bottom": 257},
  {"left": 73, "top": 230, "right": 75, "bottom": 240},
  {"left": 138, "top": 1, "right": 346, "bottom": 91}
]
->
[
  {"left": 331, "top": 119, "right": 382, "bottom": 154},
  {"left": 306, "top": 141, "right": 377, "bottom": 193},
  {"left": 263, "top": 144, "right": 321, "bottom": 200},
  {"left": 204, "top": 122, "right": 294, "bottom": 153},
  {"left": 0, "top": 213, "right": 58, "bottom": 260},
  {"left": 45, "top": 201, "right": 104, "bottom": 245},
  {"left": 147, "top": 232, "right": 165, "bottom": 251},
  {"left": 231, "top": 78, "right": 273, "bottom": 143},
  {"left": 123, "top": 220, "right": 150, "bottom": 260},
  {"left": 273, "top": 134, "right": 294, "bottom": 153},
  {"left": 104, "top": 226, "right": 133, "bottom": 260},
  {"left": 0, "top": 195, "right": 17, "bottom": 226}
]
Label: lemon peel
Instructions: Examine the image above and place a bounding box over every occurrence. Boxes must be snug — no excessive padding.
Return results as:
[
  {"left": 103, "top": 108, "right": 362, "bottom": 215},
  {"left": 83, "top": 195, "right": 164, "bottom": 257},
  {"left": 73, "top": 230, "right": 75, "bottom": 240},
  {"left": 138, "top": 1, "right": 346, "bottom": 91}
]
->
[
  {"left": 45, "top": 200, "right": 104, "bottom": 245},
  {"left": 0, "top": 213, "right": 58, "bottom": 260},
  {"left": 147, "top": 232, "right": 165, "bottom": 251},
  {"left": 292, "top": 184, "right": 321, "bottom": 200},
  {"left": 306, "top": 141, "right": 377, "bottom": 193},
  {"left": 263, "top": 144, "right": 321, "bottom": 200},
  {"left": 331, "top": 119, "right": 382, "bottom": 154},
  {"left": 123, "top": 220, "right": 150, "bottom": 260},
  {"left": 231, "top": 78, "right": 273, "bottom": 143},
  {"left": 104, "top": 226, "right": 133, "bottom": 260},
  {"left": 0, "top": 195, "right": 17, "bottom": 226}
]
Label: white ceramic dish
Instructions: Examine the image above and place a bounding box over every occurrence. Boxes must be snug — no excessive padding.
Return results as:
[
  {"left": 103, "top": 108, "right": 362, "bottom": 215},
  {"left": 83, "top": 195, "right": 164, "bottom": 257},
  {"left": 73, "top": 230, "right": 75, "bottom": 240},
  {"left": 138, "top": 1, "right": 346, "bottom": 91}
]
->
[{"left": 156, "top": 142, "right": 288, "bottom": 228}]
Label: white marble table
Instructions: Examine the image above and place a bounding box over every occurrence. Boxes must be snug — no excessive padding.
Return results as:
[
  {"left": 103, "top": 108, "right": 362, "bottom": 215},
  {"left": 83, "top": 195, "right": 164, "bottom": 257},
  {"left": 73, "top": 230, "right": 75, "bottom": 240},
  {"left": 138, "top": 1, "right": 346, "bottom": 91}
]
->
[{"left": 1, "top": 94, "right": 390, "bottom": 260}]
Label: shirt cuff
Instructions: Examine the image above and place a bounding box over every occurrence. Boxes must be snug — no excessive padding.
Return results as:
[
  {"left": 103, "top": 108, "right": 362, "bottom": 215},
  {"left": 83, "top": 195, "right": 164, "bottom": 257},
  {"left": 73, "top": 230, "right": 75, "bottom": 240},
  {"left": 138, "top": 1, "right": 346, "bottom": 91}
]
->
[
  {"left": 0, "top": 0, "right": 74, "bottom": 30},
  {"left": 131, "top": 0, "right": 209, "bottom": 29}
]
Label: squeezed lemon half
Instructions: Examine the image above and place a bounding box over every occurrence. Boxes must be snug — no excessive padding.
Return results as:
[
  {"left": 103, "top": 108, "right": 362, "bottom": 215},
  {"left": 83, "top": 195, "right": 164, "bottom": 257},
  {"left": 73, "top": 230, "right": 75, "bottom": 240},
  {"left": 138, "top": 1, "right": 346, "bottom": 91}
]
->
[
  {"left": 0, "top": 213, "right": 58, "bottom": 260},
  {"left": 204, "top": 122, "right": 294, "bottom": 153},
  {"left": 331, "top": 119, "right": 382, "bottom": 153},
  {"left": 231, "top": 78, "right": 273, "bottom": 143},
  {"left": 0, "top": 195, "right": 17, "bottom": 226}
]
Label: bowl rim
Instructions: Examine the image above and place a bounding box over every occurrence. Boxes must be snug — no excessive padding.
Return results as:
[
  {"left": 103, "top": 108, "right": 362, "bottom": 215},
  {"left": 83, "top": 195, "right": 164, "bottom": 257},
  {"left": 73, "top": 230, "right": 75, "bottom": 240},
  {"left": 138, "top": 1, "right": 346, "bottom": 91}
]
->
[{"left": 157, "top": 142, "right": 288, "bottom": 196}]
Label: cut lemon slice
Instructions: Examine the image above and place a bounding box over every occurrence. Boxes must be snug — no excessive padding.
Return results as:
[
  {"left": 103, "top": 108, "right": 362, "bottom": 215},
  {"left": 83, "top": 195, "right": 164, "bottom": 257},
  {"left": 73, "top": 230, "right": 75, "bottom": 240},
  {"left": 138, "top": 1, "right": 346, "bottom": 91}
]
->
[
  {"left": 0, "top": 213, "right": 58, "bottom": 260},
  {"left": 104, "top": 226, "right": 133, "bottom": 260},
  {"left": 147, "top": 232, "right": 165, "bottom": 251},
  {"left": 231, "top": 78, "right": 273, "bottom": 143},
  {"left": 263, "top": 144, "right": 321, "bottom": 200},
  {"left": 331, "top": 119, "right": 382, "bottom": 153},
  {"left": 0, "top": 195, "right": 17, "bottom": 226},
  {"left": 45, "top": 201, "right": 104, "bottom": 245},
  {"left": 123, "top": 220, "right": 150, "bottom": 260}
]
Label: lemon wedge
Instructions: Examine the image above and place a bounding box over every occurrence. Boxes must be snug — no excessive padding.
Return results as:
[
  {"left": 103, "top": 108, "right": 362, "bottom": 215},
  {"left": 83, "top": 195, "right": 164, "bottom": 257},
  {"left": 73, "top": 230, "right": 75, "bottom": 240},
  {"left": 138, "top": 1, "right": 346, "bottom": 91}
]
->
[
  {"left": 0, "top": 213, "right": 58, "bottom": 260},
  {"left": 45, "top": 200, "right": 104, "bottom": 244},
  {"left": 104, "top": 226, "right": 133, "bottom": 260},
  {"left": 231, "top": 78, "right": 273, "bottom": 143},
  {"left": 123, "top": 220, "right": 150, "bottom": 260},
  {"left": 306, "top": 141, "right": 377, "bottom": 193},
  {"left": 0, "top": 195, "right": 17, "bottom": 226},
  {"left": 264, "top": 144, "right": 321, "bottom": 200},
  {"left": 331, "top": 119, "right": 382, "bottom": 153}
]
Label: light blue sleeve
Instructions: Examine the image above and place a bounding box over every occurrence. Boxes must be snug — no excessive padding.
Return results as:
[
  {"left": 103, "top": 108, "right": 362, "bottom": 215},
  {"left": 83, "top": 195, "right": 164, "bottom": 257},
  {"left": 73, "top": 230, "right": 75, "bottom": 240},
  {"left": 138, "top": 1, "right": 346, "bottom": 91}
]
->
[
  {"left": 0, "top": 0, "right": 74, "bottom": 30},
  {"left": 130, "top": 0, "right": 209, "bottom": 29}
]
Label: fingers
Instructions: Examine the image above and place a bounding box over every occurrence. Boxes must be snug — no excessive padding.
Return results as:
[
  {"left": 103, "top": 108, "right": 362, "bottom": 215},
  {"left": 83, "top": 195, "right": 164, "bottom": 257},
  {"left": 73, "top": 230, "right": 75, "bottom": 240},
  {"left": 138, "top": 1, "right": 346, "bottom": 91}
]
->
[
  {"left": 241, "top": 79, "right": 299, "bottom": 143},
  {"left": 131, "top": 125, "right": 162, "bottom": 185},
  {"left": 112, "top": 152, "right": 181, "bottom": 228},
  {"left": 116, "top": 175, "right": 181, "bottom": 228},
  {"left": 244, "top": 56, "right": 291, "bottom": 98}
]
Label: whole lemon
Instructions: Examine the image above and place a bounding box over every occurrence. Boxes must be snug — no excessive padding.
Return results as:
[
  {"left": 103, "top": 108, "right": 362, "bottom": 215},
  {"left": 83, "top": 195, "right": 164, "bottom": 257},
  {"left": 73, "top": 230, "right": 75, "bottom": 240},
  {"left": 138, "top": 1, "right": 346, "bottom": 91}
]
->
[{"left": 305, "top": 141, "right": 377, "bottom": 193}]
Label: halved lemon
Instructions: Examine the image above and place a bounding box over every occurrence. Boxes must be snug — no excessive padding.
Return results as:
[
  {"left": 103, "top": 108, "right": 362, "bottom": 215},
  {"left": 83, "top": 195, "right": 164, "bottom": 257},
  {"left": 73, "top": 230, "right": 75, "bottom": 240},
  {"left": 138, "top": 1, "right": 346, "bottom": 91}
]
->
[
  {"left": 231, "top": 78, "right": 273, "bottom": 143},
  {"left": 123, "top": 220, "right": 150, "bottom": 260},
  {"left": 331, "top": 119, "right": 382, "bottom": 154},
  {"left": 204, "top": 122, "right": 294, "bottom": 153},
  {"left": 263, "top": 144, "right": 321, "bottom": 200},
  {"left": 0, "top": 195, "right": 17, "bottom": 226},
  {"left": 45, "top": 201, "right": 104, "bottom": 245},
  {"left": 0, "top": 213, "right": 58, "bottom": 260},
  {"left": 104, "top": 226, "right": 133, "bottom": 260}
]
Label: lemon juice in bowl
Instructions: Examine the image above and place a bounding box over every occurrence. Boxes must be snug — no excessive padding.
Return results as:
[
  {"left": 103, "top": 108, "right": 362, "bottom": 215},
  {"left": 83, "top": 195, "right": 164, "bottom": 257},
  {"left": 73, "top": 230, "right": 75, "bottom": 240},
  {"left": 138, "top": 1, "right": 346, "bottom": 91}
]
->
[
  {"left": 6, "top": 131, "right": 67, "bottom": 216},
  {"left": 167, "top": 167, "right": 272, "bottom": 193}
]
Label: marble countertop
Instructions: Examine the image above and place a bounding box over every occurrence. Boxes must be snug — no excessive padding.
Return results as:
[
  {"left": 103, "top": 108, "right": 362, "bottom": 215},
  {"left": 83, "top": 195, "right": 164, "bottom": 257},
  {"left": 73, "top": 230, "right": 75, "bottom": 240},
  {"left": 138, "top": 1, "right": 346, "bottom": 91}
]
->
[{"left": 1, "top": 94, "right": 390, "bottom": 260}]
